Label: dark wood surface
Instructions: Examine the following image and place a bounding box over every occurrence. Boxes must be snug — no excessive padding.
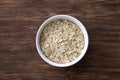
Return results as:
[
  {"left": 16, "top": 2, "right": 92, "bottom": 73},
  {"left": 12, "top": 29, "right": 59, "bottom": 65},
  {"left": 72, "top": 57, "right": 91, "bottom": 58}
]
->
[{"left": 0, "top": 0, "right": 120, "bottom": 80}]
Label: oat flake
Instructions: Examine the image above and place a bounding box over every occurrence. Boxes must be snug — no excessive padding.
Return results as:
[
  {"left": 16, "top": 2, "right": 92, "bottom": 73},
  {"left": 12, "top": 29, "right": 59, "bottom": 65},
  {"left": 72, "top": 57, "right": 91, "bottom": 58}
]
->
[{"left": 40, "top": 19, "right": 84, "bottom": 64}]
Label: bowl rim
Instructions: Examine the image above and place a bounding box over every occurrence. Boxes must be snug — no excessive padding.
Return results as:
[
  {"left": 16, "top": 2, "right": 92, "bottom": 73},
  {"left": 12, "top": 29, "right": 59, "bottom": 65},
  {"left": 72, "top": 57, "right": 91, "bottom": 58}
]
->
[{"left": 36, "top": 15, "right": 89, "bottom": 67}]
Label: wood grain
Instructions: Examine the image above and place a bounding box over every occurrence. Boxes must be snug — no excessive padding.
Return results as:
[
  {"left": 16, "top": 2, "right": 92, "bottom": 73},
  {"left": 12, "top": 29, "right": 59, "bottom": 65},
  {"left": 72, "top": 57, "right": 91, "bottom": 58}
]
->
[{"left": 0, "top": 0, "right": 120, "bottom": 80}]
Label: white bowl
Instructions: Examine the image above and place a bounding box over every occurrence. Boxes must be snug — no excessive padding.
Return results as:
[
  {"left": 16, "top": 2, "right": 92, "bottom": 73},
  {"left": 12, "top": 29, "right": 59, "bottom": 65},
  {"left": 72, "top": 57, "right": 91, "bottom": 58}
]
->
[{"left": 36, "top": 15, "right": 89, "bottom": 67}]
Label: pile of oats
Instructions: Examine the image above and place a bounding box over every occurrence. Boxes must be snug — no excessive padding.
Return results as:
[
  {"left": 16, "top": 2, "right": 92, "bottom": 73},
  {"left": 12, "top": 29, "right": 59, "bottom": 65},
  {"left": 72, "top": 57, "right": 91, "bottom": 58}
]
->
[{"left": 40, "top": 19, "right": 84, "bottom": 64}]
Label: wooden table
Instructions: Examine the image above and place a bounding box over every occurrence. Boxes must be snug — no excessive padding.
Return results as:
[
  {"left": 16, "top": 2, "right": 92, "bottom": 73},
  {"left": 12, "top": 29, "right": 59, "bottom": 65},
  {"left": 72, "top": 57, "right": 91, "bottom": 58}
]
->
[{"left": 0, "top": 0, "right": 120, "bottom": 80}]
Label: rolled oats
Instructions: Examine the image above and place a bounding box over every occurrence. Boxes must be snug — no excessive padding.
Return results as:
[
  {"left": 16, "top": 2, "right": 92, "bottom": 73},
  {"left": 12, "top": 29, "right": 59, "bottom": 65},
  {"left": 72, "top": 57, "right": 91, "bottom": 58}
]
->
[{"left": 40, "top": 19, "right": 84, "bottom": 64}]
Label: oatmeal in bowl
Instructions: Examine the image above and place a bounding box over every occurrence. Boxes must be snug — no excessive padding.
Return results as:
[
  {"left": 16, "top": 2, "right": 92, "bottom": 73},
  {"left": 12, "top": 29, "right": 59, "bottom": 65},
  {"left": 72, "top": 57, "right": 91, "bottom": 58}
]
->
[{"left": 36, "top": 15, "right": 88, "bottom": 67}]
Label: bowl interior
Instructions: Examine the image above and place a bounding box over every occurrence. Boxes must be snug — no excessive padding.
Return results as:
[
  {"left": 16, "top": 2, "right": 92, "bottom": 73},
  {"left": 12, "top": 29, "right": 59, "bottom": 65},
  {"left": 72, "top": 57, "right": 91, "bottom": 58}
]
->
[{"left": 36, "top": 15, "right": 89, "bottom": 67}]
